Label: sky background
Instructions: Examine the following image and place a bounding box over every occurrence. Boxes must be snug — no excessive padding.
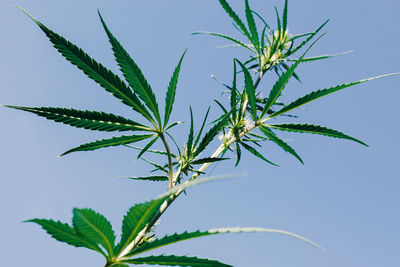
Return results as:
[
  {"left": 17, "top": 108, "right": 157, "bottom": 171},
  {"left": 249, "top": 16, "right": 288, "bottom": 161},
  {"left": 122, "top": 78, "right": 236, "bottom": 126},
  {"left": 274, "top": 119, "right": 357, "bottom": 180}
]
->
[{"left": 1, "top": 0, "right": 400, "bottom": 266}]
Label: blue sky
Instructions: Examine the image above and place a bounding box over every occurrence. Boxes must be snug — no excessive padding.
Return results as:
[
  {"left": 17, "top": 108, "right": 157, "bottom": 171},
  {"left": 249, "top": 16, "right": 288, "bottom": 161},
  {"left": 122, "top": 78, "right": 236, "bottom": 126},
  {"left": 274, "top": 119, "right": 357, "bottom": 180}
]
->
[{"left": 1, "top": 0, "right": 400, "bottom": 266}]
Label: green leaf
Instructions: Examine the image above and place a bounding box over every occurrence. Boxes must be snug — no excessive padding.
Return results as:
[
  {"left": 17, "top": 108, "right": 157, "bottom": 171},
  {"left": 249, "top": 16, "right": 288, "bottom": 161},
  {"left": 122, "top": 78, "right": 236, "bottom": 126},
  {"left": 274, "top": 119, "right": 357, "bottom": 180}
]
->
[
  {"left": 262, "top": 34, "right": 324, "bottom": 117},
  {"left": 127, "top": 176, "right": 169, "bottom": 182},
  {"left": 125, "top": 145, "right": 177, "bottom": 158},
  {"left": 26, "top": 219, "right": 106, "bottom": 257},
  {"left": 194, "top": 111, "right": 230, "bottom": 157},
  {"left": 72, "top": 208, "right": 115, "bottom": 257},
  {"left": 17, "top": 8, "right": 154, "bottom": 124},
  {"left": 191, "top": 157, "right": 229, "bottom": 165},
  {"left": 192, "top": 32, "right": 255, "bottom": 52},
  {"left": 235, "top": 142, "right": 242, "bottom": 166},
  {"left": 236, "top": 60, "right": 257, "bottom": 121},
  {"left": 287, "top": 51, "right": 353, "bottom": 63},
  {"left": 164, "top": 50, "right": 186, "bottom": 127},
  {"left": 286, "top": 19, "right": 329, "bottom": 57},
  {"left": 245, "top": 0, "right": 259, "bottom": 48},
  {"left": 111, "top": 264, "right": 130, "bottom": 267},
  {"left": 282, "top": 0, "right": 288, "bottom": 33},
  {"left": 116, "top": 175, "right": 240, "bottom": 257},
  {"left": 122, "top": 255, "right": 232, "bottom": 266},
  {"left": 127, "top": 227, "right": 322, "bottom": 257},
  {"left": 267, "top": 123, "right": 368, "bottom": 146},
  {"left": 240, "top": 142, "right": 278, "bottom": 166},
  {"left": 99, "top": 11, "right": 161, "bottom": 126},
  {"left": 60, "top": 134, "right": 153, "bottom": 156},
  {"left": 193, "top": 107, "right": 210, "bottom": 148},
  {"left": 230, "top": 61, "right": 238, "bottom": 122},
  {"left": 187, "top": 107, "right": 195, "bottom": 159},
  {"left": 260, "top": 126, "right": 303, "bottom": 164},
  {"left": 137, "top": 136, "right": 159, "bottom": 159},
  {"left": 217, "top": 0, "right": 251, "bottom": 40},
  {"left": 4, "top": 106, "right": 151, "bottom": 132},
  {"left": 269, "top": 73, "right": 400, "bottom": 118},
  {"left": 115, "top": 196, "right": 170, "bottom": 255}
]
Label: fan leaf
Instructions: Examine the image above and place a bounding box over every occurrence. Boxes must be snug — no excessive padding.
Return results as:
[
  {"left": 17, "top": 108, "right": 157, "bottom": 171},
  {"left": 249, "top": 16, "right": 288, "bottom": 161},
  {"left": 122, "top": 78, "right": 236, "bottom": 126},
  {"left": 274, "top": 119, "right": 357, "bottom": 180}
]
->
[
  {"left": 217, "top": 0, "right": 251, "bottom": 40},
  {"left": 236, "top": 60, "right": 257, "bottom": 121},
  {"left": 99, "top": 12, "right": 161, "bottom": 125},
  {"left": 192, "top": 32, "right": 255, "bottom": 52},
  {"left": 127, "top": 176, "right": 169, "bottom": 182},
  {"left": 269, "top": 73, "right": 399, "bottom": 118},
  {"left": 4, "top": 106, "right": 151, "bottom": 132},
  {"left": 122, "top": 255, "right": 232, "bottom": 267},
  {"left": 60, "top": 134, "right": 153, "bottom": 156},
  {"left": 17, "top": 8, "right": 154, "bottom": 123},
  {"left": 128, "top": 226, "right": 321, "bottom": 256},
  {"left": 268, "top": 123, "right": 368, "bottom": 146},
  {"left": 260, "top": 126, "right": 303, "bottom": 164},
  {"left": 26, "top": 219, "right": 106, "bottom": 257},
  {"left": 240, "top": 142, "right": 278, "bottom": 166},
  {"left": 72, "top": 208, "right": 115, "bottom": 257},
  {"left": 245, "top": 0, "right": 259, "bottom": 48},
  {"left": 164, "top": 51, "right": 186, "bottom": 127}
]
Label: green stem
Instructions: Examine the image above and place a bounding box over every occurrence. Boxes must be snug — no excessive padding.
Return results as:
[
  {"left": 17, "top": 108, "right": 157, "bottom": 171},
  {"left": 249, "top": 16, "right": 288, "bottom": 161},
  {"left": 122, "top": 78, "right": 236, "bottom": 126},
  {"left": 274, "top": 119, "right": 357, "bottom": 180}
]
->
[
  {"left": 159, "top": 132, "right": 174, "bottom": 190},
  {"left": 117, "top": 66, "right": 266, "bottom": 261}
]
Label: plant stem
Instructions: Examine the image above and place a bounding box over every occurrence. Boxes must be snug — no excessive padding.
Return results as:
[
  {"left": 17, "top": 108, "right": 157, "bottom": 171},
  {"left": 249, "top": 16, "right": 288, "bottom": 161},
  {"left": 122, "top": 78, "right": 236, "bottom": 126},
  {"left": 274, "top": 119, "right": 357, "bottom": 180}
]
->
[
  {"left": 117, "top": 68, "right": 266, "bottom": 261},
  {"left": 159, "top": 132, "right": 174, "bottom": 190}
]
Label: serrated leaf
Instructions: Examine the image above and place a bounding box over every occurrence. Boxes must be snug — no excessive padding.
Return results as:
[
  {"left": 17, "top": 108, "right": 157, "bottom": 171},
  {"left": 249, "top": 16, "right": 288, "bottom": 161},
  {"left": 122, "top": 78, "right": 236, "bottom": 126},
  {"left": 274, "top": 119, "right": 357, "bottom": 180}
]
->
[
  {"left": 116, "top": 175, "right": 239, "bottom": 257},
  {"left": 72, "top": 208, "right": 115, "bottom": 257},
  {"left": 245, "top": 0, "right": 259, "bottom": 48},
  {"left": 260, "top": 126, "right": 303, "bottom": 164},
  {"left": 282, "top": 0, "right": 288, "bottom": 33},
  {"left": 230, "top": 61, "right": 238, "bottom": 122},
  {"left": 193, "top": 111, "right": 230, "bottom": 158},
  {"left": 125, "top": 145, "right": 177, "bottom": 158},
  {"left": 187, "top": 107, "right": 195, "bottom": 159},
  {"left": 286, "top": 51, "right": 352, "bottom": 63},
  {"left": 235, "top": 142, "right": 242, "bottom": 166},
  {"left": 122, "top": 255, "right": 232, "bottom": 266},
  {"left": 191, "top": 157, "right": 229, "bottom": 165},
  {"left": 217, "top": 0, "right": 251, "bottom": 41},
  {"left": 269, "top": 73, "right": 399, "bottom": 118},
  {"left": 4, "top": 106, "right": 151, "bottom": 132},
  {"left": 17, "top": 8, "right": 154, "bottom": 124},
  {"left": 193, "top": 107, "right": 210, "bottom": 148},
  {"left": 240, "top": 142, "right": 278, "bottom": 166},
  {"left": 164, "top": 50, "right": 186, "bottom": 127},
  {"left": 115, "top": 196, "right": 170, "bottom": 255},
  {"left": 286, "top": 19, "right": 329, "bottom": 57},
  {"left": 26, "top": 219, "right": 106, "bottom": 257},
  {"left": 127, "top": 176, "right": 169, "bottom": 182},
  {"left": 127, "top": 227, "right": 321, "bottom": 257},
  {"left": 267, "top": 123, "right": 368, "bottom": 146},
  {"left": 137, "top": 136, "right": 159, "bottom": 159},
  {"left": 262, "top": 34, "right": 323, "bottom": 117},
  {"left": 99, "top": 12, "right": 161, "bottom": 125},
  {"left": 192, "top": 32, "right": 255, "bottom": 52},
  {"left": 60, "top": 134, "right": 153, "bottom": 156},
  {"left": 236, "top": 60, "right": 257, "bottom": 121}
]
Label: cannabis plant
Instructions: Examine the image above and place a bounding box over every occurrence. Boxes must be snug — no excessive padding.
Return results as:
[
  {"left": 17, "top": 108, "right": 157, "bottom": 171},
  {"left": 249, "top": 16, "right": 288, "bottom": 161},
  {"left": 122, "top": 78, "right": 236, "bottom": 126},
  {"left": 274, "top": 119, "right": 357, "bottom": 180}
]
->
[{"left": 5, "top": 0, "right": 398, "bottom": 266}]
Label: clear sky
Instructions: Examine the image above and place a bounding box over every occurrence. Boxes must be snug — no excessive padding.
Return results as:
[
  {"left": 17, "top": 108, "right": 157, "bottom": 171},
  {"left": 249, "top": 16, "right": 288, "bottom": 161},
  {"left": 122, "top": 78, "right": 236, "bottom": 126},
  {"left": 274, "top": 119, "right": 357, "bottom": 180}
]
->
[{"left": 1, "top": 0, "right": 400, "bottom": 266}]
